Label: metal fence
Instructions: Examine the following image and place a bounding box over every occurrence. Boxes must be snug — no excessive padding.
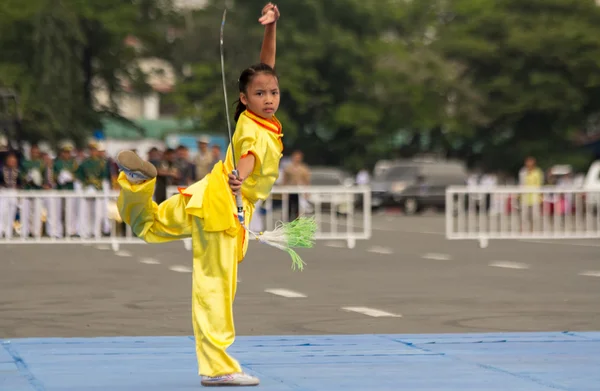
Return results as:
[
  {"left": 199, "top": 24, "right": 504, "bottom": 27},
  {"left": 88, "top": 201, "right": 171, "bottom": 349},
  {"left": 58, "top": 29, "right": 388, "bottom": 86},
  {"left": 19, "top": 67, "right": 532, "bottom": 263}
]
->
[
  {"left": 446, "top": 186, "right": 600, "bottom": 248},
  {"left": 0, "top": 184, "right": 372, "bottom": 250},
  {"left": 0, "top": 189, "right": 143, "bottom": 250},
  {"left": 168, "top": 184, "right": 372, "bottom": 249}
]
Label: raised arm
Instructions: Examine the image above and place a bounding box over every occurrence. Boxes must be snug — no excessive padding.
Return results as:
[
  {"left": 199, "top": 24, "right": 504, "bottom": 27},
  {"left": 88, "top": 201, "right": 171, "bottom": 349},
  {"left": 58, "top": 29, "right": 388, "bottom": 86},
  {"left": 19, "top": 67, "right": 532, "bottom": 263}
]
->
[{"left": 258, "top": 3, "right": 279, "bottom": 69}]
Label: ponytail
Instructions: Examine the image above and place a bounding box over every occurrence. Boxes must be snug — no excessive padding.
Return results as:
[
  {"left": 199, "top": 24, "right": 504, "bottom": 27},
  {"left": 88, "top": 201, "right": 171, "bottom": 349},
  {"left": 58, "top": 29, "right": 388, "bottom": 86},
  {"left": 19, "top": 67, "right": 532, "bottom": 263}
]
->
[{"left": 233, "top": 100, "right": 246, "bottom": 122}]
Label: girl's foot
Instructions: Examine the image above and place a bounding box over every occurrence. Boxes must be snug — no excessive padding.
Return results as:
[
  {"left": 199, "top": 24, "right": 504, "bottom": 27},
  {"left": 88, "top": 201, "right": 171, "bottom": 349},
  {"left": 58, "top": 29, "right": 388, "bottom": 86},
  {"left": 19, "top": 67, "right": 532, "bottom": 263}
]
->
[
  {"left": 201, "top": 372, "right": 260, "bottom": 387},
  {"left": 116, "top": 150, "right": 157, "bottom": 184}
]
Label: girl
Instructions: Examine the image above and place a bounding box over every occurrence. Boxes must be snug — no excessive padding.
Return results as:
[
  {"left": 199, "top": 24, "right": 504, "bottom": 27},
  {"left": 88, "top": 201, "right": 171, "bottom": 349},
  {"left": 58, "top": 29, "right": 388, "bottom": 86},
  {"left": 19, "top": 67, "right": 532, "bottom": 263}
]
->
[{"left": 115, "top": 3, "right": 281, "bottom": 387}]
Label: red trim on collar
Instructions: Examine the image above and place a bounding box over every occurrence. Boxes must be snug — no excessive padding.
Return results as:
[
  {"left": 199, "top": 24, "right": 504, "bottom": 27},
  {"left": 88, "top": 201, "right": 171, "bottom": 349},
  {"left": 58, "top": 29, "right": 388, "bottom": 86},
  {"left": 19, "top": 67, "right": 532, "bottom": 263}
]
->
[{"left": 178, "top": 187, "right": 192, "bottom": 197}]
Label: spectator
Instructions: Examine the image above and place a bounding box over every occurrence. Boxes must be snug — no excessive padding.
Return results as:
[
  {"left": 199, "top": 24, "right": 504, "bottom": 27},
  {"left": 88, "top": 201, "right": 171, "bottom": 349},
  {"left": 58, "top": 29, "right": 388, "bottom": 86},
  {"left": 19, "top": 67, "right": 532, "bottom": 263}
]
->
[
  {"left": 54, "top": 141, "right": 78, "bottom": 237},
  {"left": 21, "top": 144, "right": 44, "bottom": 190},
  {"left": 519, "top": 156, "right": 544, "bottom": 230},
  {"left": 210, "top": 144, "right": 222, "bottom": 167},
  {"left": 175, "top": 145, "right": 195, "bottom": 186},
  {"left": 283, "top": 150, "right": 311, "bottom": 220},
  {"left": 148, "top": 147, "right": 162, "bottom": 168},
  {"left": 20, "top": 144, "right": 45, "bottom": 237},
  {"left": 520, "top": 156, "right": 544, "bottom": 188},
  {"left": 76, "top": 142, "right": 110, "bottom": 191},
  {"left": 0, "top": 152, "right": 21, "bottom": 189},
  {"left": 155, "top": 148, "right": 179, "bottom": 203},
  {"left": 194, "top": 136, "right": 213, "bottom": 180},
  {"left": 76, "top": 141, "right": 111, "bottom": 237},
  {"left": 0, "top": 152, "right": 21, "bottom": 238}
]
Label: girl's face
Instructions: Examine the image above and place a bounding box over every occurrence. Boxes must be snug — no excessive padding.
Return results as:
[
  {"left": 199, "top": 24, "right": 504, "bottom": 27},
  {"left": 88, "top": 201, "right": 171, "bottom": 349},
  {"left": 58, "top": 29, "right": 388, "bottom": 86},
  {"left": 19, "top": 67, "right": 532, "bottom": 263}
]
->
[{"left": 240, "top": 72, "right": 280, "bottom": 119}]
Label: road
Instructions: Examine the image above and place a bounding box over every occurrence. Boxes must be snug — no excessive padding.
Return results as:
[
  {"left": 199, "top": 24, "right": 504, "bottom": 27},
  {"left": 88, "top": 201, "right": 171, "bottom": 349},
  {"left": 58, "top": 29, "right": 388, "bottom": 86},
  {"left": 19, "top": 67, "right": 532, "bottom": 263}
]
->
[{"left": 1, "top": 213, "right": 599, "bottom": 339}]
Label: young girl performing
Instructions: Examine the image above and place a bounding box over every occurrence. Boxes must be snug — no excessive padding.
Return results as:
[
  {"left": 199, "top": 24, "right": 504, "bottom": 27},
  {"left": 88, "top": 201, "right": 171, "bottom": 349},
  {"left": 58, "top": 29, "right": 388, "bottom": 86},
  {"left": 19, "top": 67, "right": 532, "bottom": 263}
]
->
[{"left": 116, "top": 3, "right": 282, "bottom": 387}]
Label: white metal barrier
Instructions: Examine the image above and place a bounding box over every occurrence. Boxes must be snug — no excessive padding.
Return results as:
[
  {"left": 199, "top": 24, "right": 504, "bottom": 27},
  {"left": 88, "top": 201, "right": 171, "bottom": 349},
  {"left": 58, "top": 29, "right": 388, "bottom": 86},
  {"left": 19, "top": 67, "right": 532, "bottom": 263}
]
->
[
  {"left": 0, "top": 185, "right": 372, "bottom": 250},
  {"left": 168, "top": 185, "right": 372, "bottom": 249},
  {"left": 0, "top": 189, "right": 142, "bottom": 250},
  {"left": 446, "top": 186, "right": 600, "bottom": 248}
]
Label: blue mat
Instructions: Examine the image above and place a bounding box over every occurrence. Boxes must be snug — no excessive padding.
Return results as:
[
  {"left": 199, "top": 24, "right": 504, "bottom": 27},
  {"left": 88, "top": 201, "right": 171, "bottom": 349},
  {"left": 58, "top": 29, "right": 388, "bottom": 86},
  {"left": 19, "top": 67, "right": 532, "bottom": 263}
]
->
[{"left": 1, "top": 332, "right": 599, "bottom": 391}]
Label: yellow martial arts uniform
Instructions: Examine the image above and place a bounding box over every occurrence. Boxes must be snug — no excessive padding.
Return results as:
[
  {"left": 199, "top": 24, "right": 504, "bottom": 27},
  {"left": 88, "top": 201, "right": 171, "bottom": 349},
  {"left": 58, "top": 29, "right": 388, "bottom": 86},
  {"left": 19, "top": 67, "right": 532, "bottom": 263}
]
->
[{"left": 117, "top": 110, "right": 283, "bottom": 377}]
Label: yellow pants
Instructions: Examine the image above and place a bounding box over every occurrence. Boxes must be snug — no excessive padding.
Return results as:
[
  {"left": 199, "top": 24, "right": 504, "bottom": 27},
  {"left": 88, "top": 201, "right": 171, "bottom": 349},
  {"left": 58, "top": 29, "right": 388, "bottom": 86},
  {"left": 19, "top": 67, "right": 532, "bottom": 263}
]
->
[{"left": 117, "top": 173, "right": 251, "bottom": 377}]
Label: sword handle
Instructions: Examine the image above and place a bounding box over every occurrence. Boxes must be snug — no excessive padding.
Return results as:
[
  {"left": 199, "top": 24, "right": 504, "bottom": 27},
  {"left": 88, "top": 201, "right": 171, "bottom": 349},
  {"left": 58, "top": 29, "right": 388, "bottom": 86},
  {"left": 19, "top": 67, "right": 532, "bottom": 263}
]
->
[{"left": 231, "top": 169, "right": 245, "bottom": 224}]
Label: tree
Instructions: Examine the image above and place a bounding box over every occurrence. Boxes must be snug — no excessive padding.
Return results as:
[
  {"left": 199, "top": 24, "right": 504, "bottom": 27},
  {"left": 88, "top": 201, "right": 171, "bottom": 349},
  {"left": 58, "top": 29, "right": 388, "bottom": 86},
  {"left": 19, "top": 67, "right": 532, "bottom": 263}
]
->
[
  {"left": 168, "top": 0, "right": 479, "bottom": 171},
  {"left": 434, "top": 0, "right": 600, "bottom": 171},
  {"left": 168, "top": 0, "right": 600, "bottom": 174},
  {"left": 0, "top": 0, "right": 175, "bottom": 146}
]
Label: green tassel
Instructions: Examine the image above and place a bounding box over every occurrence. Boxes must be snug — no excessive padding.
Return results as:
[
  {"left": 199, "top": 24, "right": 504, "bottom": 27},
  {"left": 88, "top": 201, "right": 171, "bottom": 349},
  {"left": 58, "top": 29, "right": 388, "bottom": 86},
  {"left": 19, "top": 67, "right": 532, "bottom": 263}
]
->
[
  {"left": 255, "top": 216, "right": 317, "bottom": 271},
  {"left": 286, "top": 248, "right": 306, "bottom": 271},
  {"left": 283, "top": 216, "right": 317, "bottom": 271},
  {"left": 284, "top": 216, "right": 318, "bottom": 249}
]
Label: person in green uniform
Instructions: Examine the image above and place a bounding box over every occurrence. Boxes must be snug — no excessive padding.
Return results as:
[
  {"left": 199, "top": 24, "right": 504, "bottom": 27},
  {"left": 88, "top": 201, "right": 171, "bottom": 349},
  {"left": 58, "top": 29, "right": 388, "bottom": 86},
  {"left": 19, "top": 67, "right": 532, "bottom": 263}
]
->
[
  {"left": 21, "top": 144, "right": 45, "bottom": 189},
  {"left": 75, "top": 141, "right": 111, "bottom": 238},
  {"left": 54, "top": 141, "right": 78, "bottom": 237},
  {"left": 76, "top": 142, "right": 110, "bottom": 191},
  {"left": 19, "top": 144, "right": 45, "bottom": 237}
]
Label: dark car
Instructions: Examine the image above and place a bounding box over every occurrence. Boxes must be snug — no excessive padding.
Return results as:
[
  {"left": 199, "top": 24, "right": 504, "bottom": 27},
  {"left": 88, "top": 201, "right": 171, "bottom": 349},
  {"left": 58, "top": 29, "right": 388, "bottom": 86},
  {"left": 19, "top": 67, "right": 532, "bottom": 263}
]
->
[{"left": 370, "top": 160, "right": 468, "bottom": 214}]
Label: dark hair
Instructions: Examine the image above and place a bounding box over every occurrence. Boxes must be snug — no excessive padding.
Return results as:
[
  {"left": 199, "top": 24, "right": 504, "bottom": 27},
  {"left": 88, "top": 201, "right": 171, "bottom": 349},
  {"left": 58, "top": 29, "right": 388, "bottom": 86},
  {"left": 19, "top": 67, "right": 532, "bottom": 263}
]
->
[{"left": 233, "top": 63, "right": 278, "bottom": 122}]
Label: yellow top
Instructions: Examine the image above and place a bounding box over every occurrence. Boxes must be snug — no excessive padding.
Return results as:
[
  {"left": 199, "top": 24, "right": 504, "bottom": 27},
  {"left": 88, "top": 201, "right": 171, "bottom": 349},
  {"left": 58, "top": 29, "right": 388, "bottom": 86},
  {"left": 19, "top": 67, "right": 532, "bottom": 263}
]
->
[
  {"left": 176, "top": 110, "right": 283, "bottom": 235},
  {"left": 224, "top": 110, "right": 284, "bottom": 204},
  {"left": 523, "top": 167, "right": 544, "bottom": 205},
  {"left": 523, "top": 167, "right": 543, "bottom": 187}
]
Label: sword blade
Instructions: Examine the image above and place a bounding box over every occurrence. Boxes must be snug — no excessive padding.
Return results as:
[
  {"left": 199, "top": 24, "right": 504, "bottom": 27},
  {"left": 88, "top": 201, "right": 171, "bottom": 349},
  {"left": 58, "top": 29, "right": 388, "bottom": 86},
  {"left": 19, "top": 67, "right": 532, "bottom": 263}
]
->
[{"left": 220, "top": 8, "right": 236, "bottom": 168}]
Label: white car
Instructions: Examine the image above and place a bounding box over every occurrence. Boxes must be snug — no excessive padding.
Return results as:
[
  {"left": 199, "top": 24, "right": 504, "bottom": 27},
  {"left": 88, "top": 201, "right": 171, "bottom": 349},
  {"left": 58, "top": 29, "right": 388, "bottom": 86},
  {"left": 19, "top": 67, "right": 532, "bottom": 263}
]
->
[{"left": 583, "top": 160, "right": 600, "bottom": 213}]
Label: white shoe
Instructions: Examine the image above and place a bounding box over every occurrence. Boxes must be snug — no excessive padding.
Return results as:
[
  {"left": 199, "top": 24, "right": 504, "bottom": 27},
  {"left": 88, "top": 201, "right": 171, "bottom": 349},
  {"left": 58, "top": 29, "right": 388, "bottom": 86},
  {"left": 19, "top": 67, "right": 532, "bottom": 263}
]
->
[
  {"left": 116, "top": 150, "right": 157, "bottom": 184},
  {"left": 201, "top": 372, "right": 260, "bottom": 387}
]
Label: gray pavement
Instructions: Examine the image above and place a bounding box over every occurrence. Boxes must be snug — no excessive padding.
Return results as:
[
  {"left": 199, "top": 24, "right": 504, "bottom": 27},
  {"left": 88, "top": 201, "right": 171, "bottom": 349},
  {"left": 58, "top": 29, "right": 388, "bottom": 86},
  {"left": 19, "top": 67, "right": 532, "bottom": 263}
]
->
[{"left": 1, "top": 213, "right": 599, "bottom": 339}]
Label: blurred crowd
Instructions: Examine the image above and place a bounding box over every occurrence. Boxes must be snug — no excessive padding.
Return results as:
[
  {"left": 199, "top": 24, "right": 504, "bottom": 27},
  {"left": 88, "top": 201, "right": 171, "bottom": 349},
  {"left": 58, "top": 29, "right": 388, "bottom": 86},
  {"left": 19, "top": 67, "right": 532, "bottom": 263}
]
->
[
  {"left": 0, "top": 136, "right": 224, "bottom": 199},
  {"left": 467, "top": 156, "right": 586, "bottom": 190},
  {"left": 0, "top": 136, "right": 224, "bottom": 238}
]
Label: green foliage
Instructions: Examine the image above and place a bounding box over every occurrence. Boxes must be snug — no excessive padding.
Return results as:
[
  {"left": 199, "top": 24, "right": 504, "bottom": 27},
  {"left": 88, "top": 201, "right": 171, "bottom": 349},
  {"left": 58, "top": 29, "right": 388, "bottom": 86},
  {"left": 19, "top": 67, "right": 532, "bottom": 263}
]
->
[
  {"left": 435, "top": 0, "right": 600, "bottom": 171},
  {"left": 2, "top": 0, "right": 600, "bottom": 175},
  {"left": 0, "top": 0, "right": 173, "bottom": 146},
  {"left": 167, "top": 0, "right": 484, "bottom": 172}
]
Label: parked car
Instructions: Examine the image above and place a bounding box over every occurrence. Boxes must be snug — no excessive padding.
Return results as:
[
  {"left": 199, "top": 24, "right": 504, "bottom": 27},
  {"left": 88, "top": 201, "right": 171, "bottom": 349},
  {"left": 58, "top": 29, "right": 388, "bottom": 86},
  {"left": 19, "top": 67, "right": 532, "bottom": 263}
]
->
[
  {"left": 370, "top": 159, "right": 468, "bottom": 214},
  {"left": 304, "top": 167, "right": 354, "bottom": 215},
  {"left": 583, "top": 160, "right": 600, "bottom": 213}
]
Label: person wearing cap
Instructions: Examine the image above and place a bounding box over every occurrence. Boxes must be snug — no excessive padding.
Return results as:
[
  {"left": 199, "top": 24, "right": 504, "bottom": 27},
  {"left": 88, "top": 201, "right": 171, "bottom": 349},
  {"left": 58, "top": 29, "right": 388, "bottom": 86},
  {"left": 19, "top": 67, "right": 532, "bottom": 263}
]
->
[
  {"left": 21, "top": 144, "right": 45, "bottom": 190},
  {"left": 76, "top": 141, "right": 109, "bottom": 191},
  {"left": 194, "top": 136, "right": 213, "bottom": 180},
  {"left": 75, "top": 141, "right": 111, "bottom": 238},
  {"left": 53, "top": 141, "right": 78, "bottom": 237},
  {"left": 19, "top": 144, "right": 45, "bottom": 237}
]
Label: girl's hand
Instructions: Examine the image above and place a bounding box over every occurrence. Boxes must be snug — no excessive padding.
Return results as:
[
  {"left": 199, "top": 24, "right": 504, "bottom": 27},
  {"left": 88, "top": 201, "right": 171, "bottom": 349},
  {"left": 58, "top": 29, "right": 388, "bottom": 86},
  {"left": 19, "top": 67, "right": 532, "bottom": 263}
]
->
[
  {"left": 228, "top": 173, "right": 243, "bottom": 194},
  {"left": 259, "top": 3, "right": 280, "bottom": 25}
]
